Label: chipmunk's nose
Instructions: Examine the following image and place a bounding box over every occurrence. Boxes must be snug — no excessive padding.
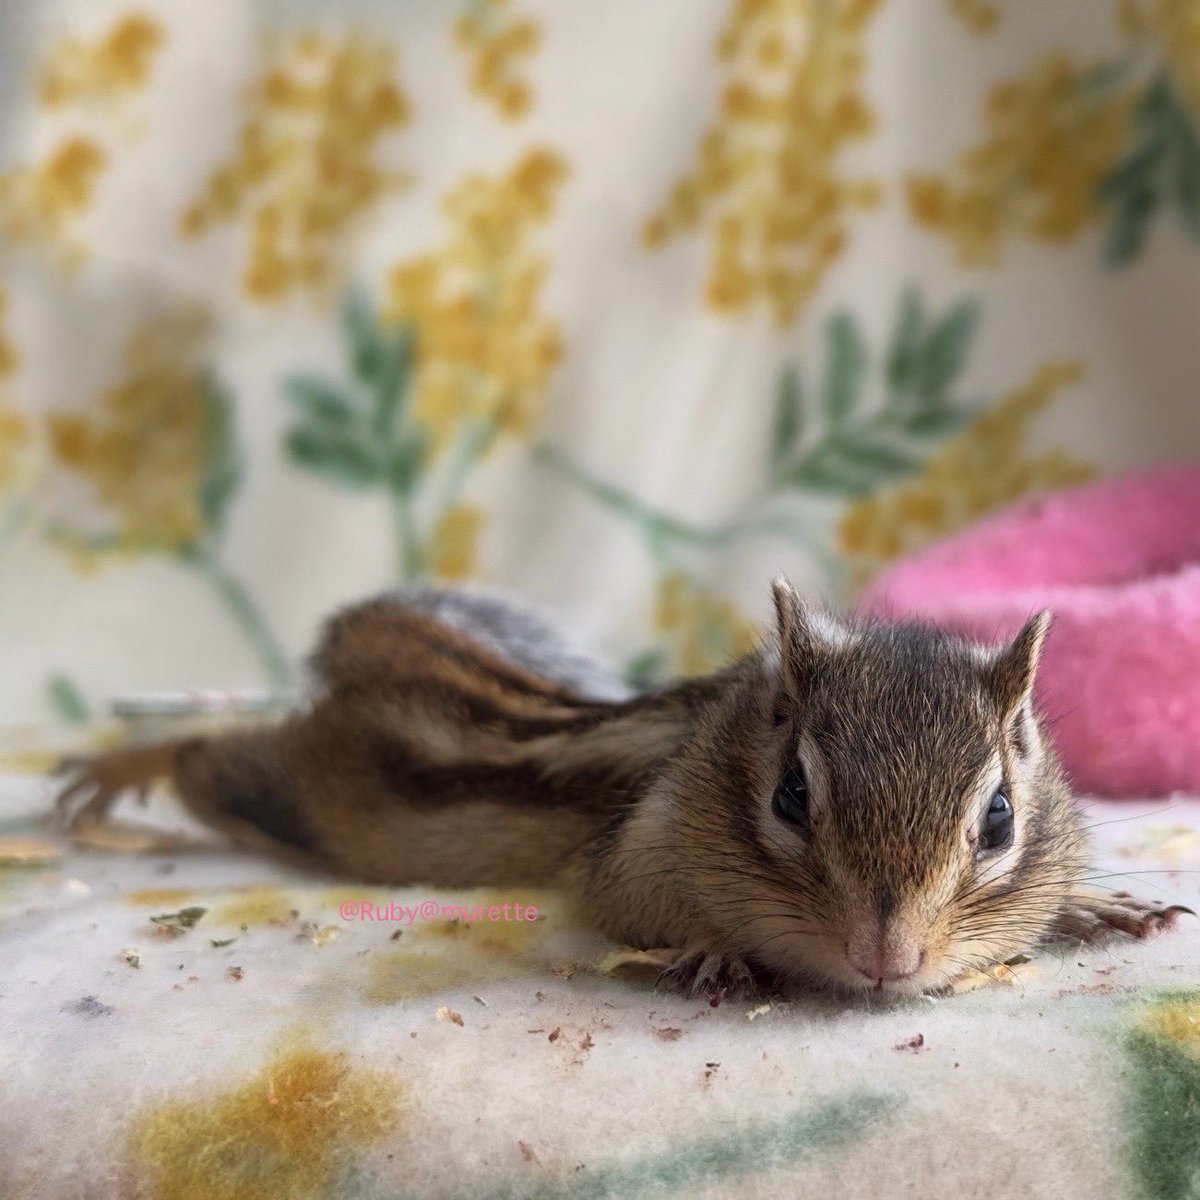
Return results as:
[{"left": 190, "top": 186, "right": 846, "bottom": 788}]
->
[{"left": 849, "top": 942, "right": 924, "bottom": 985}]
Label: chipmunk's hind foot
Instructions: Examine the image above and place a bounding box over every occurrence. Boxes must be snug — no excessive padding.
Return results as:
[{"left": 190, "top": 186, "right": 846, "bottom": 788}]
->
[{"left": 54, "top": 741, "right": 188, "bottom": 834}]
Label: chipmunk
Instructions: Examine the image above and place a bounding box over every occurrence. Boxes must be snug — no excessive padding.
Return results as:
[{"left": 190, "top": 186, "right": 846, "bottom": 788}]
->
[{"left": 55, "top": 579, "right": 1189, "bottom": 1000}]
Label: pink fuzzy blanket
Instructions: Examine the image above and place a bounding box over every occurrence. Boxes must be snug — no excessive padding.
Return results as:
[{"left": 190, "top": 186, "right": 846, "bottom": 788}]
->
[{"left": 860, "top": 466, "right": 1200, "bottom": 798}]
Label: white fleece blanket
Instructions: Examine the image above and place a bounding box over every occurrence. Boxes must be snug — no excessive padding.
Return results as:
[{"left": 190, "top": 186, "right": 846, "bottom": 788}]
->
[{"left": 0, "top": 772, "right": 1198, "bottom": 1200}]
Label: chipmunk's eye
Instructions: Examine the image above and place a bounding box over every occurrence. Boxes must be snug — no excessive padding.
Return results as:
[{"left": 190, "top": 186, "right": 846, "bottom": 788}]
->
[
  {"left": 978, "top": 788, "right": 1014, "bottom": 853},
  {"left": 771, "top": 762, "right": 809, "bottom": 830}
]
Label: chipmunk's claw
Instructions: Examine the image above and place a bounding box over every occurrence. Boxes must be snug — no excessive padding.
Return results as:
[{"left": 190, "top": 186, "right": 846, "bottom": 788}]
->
[
  {"left": 657, "top": 950, "right": 755, "bottom": 1004},
  {"left": 1053, "top": 890, "right": 1193, "bottom": 944}
]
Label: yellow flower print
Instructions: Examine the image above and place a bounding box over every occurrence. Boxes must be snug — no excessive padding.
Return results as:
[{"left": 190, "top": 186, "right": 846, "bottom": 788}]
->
[
  {"left": 181, "top": 32, "right": 413, "bottom": 302},
  {"left": 0, "top": 286, "right": 17, "bottom": 381},
  {"left": 1141, "top": 996, "right": 1200, "bottom": 1058},
  {"left": 655, "top": 570, "right": 757, "bottom": 677},
  {"left": 945, "top": 0, "right": 998, "bottom": 34},
  {"left": 429, "top": 503, "right": 484, "bottom": 579},
  {"left": 129, "top": 1036, "right": 405, "bottom": 1200},
  {"left": 0, "top": 405, "right": 31, "bottom": 499},
  {"left": 644, "top": 0, "right": 884, "bottom": 326},
  {"left": 838, "top": 362, "right": 1093, "bottom": 586},
  {"left": 0, "top": 286, "right": 33, "bottom": 502},
  {"left": 906, "top": 55, "right": 1134, "bottom": 266},
  {"left": 383, "top": 148, "right": 568, "bottom": 456},
  {"left": 0, "top": 13, "right": 164, "bottom": 267},
  {"left": 0, "top": 137, "right": 107, "bottom": 268},
  {"left": 48, "top": 305, "right": 214, "bottom": 554},
  {"left": 454, "top": 0, "right": 540, "bottom": 119},
  {"left": 38, "top": 12, "right": 164, "bottom": 109}
]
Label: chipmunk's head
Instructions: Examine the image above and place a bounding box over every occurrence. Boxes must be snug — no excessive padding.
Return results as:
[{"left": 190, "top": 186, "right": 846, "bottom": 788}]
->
[{"left": 679, "top": 578, "right": 1083, "bottom": 998}]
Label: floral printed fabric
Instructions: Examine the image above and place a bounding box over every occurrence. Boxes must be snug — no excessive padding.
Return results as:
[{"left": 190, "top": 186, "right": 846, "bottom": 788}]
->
[
  {"left": 0, "top": 775, "right": 1198, "bottom": 1199},
  {"left": 1, "top": 0, "right": 1199, "bottom": 718}
]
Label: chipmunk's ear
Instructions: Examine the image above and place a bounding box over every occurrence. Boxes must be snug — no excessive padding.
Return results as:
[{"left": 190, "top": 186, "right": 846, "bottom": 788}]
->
[
  {"left": 771, "top": 576, "right": 828, "bottom": 701},
  {"left": 988, "top": 611, "right": 1052, "bottom": 715}
]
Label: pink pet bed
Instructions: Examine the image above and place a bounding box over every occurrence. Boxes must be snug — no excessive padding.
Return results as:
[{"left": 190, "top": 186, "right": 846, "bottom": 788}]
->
[{"left": 859, "top": 466, "right": 1200, "bottom": 798}]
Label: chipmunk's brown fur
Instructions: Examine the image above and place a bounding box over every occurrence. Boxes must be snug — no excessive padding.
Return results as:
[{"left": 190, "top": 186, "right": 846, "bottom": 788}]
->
[{"left": 57, "top": 580, "right": 1188, "bottom": 999}]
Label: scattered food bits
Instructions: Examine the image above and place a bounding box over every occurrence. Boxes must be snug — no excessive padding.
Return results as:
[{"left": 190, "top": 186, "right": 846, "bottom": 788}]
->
[
  {"left": 120, "top": 948, "right": 142, "bottom": 969},
  {"left": 149, "top": 906, "right": 207, "bottom": 937},
  {"left": 894, "top": 1033, "right": 926, "bottom": 1053},
  {"left": 390, "top": 930, "right": 403, "bottom": 941},
  {"left": 226, "top": 966, "right": 244, "bottom": 982},
  {"left": 66, "top": 995, "right": 113, "bottom": 1017},
  {"left": 518, "top": 1140, "right": 537, "bottom": 1164},
  {"left": 746, "top": 1003, "right": 772, "bottom": 1021},
  {"left": 547, "top": 1027, "right": 561, "bottom": 1043},
  {"left": 0, "top": 837, "right": 61, "bottom": 865},
  {"left": 436, "top": 1006, "right": 464, "bottom": 1027},
  {"left": 703, "top": 1061, "right": 721, "bottom": 1083},
  {"left": 655, "top": 1027, "right": 683, "bottom": 1041},
  {"left": 309, "top": 925, "right": 341, "bottom": 947},
  {"left": 65, "top": 878, "right": 91, "bottom": 896},
  {"left": 210, "top": 937, "right": 237, "bottom": 948},
  {"left": 473, "top": 995, "right": 488, "bottom": 1007},
  {"left": 579, "top": 1032, "right": 595, "bottom": 1053},
  {"left": 949, "top": 959, "right": 1038, "bottom": 994},
  {"left": 596, "top": 947, "right": 679, "bottom": 982}
]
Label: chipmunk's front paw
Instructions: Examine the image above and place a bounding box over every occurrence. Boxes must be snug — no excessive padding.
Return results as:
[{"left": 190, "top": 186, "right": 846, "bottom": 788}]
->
[
  {"left": 1052, "top": 890, "right": 1194, "bottom": 943},
  {"left": 657, "top": 950, "right": 756, "bottom": 1004}
]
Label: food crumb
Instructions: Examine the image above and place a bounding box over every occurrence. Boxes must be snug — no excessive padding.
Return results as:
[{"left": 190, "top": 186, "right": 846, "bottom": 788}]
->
[
  {"left": 518, "top": 1140, "right": 537, "bottom": 1164},
  {"left": 746, "top": 1003, "right": 772, "bottom": 1021},
  {"left": 436, "top": 1006, "right": 464, "bottom": 1027},
  {"left": 894, "top": 1033, "right": 926, "bottom": 1053},
  {"left": 655, "top": 1026, "right": 683, "bottom": 1041},
  {"left": 149, "top": 906, "right": 207, "bottom": 937},
  {"left": 66, "top": 995, "right": 113, "bottom": 1017},
  {"left": 226, "top": 966, "right": 244, "bottom": 982},
  {"left": 120, "top": 948, "right": 142, "bottom": 969},
  {"left": 548, "top": 1027, "right": 561, "bottom": 1043}
]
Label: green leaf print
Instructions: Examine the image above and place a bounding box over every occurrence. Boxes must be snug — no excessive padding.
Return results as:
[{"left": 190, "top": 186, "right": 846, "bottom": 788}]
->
[
  {"left": 1099, "top": 75, "right": 1200, "bottom": 267},
  {"left": 539, "top": 288, "right": 985, "bottom": 599},
  {"left": 283, "top": 287, "right": 495, "bottom": 582},
  {"left": 772, "top": 292, "right": 980, "bottom": 498},
  {"left": 769, "top": 365, "right": 803, "bottom": 471},
  {"left": 1124, "top": 992, "right": 1200, "bottom": 1200}
]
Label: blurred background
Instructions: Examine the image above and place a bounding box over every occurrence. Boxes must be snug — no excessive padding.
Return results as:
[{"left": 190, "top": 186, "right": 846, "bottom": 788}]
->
[{"left": 1, "top": 0, "right": 1199, "bottom": 736}]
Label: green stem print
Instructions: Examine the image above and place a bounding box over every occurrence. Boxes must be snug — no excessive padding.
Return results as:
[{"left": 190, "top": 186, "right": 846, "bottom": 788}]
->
[
  {"left": 190, "top": 370, "right": 292, "bottom": 687},
  {"left": 473, "top": 1091, "right": 896, "bottom": 1200},
  {"left": 283, "top": 288, "right": 499, "bottom": 586},
  {"left": 539, "top": 288, "right": 985, "bottom": 680},
  {"left": 181, "top": 542, "right": 292, "bottom": 689}
]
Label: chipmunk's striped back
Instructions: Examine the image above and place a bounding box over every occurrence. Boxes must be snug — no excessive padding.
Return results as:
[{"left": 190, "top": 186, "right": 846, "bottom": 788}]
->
[{"left": 146, "top": 588, "right": 727, "bottom": 886}]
